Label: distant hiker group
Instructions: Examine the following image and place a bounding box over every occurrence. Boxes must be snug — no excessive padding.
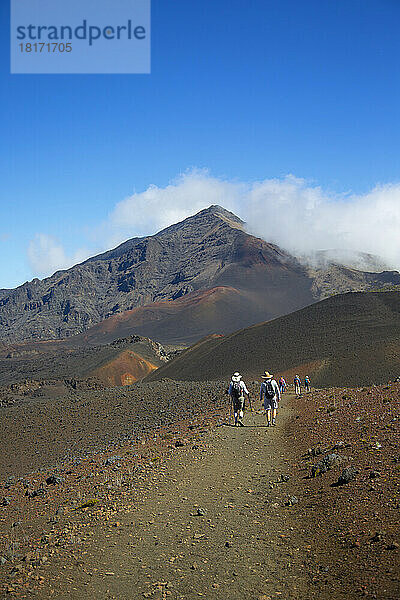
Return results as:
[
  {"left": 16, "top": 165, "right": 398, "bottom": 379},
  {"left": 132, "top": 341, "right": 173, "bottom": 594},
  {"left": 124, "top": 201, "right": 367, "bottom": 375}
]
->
[
  {"left": 227, "top": 371, "right": 311, "bottom": 427},
  {"left": 294, "top": 374, "right": 311, "bottom": 395}
]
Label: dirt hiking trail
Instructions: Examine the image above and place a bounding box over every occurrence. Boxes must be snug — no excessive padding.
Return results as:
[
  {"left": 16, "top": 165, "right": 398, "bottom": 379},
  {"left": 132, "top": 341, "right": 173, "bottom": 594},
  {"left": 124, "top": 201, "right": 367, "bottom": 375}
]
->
[
  {"left": 2, "top": 383, "right": 399, "bottom": 599},
  {"left": 33, "top": 398, "right": 330, "bottom": 600}
]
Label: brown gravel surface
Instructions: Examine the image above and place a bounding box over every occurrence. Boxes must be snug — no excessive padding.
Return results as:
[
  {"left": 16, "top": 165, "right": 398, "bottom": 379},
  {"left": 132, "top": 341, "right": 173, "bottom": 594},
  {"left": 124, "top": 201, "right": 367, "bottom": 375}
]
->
[
  {"left": 0, "top": 382, "right": 399, "bottom": 599},
  {"left": 0, "top": 381, "right": 223, "bottom": 479},
  {"left": 286, "top": 382, "right": 400, "bottom": 599}
]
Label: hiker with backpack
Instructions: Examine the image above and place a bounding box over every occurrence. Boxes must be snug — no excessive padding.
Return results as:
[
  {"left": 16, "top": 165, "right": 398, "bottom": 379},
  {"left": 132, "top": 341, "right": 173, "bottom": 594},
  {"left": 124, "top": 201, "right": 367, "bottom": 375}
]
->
[
  {"left": 228, "top": 372, "right": 250, "bottom": 426},
  {"left": 260, "top": 371, "right": 280, "bottom": 427},
  {"left": 279, "top": 376, "right": 287, "bottom": 394},
  {"left": 304, "top": 375, "right": 311, "bottom": 392},
  {"left": 294, "top": 374, "right": 301, "bottom": 395}
]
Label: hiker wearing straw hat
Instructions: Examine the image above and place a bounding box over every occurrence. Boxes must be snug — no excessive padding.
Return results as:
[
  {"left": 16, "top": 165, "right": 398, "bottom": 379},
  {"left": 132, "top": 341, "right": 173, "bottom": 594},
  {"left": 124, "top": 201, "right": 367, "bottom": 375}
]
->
[
  {"left": 260, "top": 371, "right": 281, "bottom": 427},
  {"left": 228, "top": 372, "right": 250, "bottom": 426}
]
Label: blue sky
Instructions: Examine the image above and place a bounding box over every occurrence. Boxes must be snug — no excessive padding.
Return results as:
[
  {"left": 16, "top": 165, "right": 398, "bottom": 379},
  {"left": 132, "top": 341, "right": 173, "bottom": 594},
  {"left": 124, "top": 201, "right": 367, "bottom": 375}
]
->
[{"left": 1, "top": 0, "right": 400, "bottom": 288}]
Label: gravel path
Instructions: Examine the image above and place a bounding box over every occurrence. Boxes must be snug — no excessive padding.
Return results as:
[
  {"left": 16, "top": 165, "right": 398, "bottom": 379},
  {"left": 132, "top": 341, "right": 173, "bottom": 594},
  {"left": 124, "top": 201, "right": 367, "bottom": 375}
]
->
[{"left": 33, "top": 401, "right": 310, "bottom": 600}]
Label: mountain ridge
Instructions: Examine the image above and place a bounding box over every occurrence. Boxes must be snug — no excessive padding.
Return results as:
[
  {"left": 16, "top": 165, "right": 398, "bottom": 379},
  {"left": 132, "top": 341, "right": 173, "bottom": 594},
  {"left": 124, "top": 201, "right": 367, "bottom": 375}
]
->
[
  {"left": 1, "top": 205, "right": 399, "bottom": 343},
  {"left": 145, "top": 290, "right": 400, "bottom": 387}
]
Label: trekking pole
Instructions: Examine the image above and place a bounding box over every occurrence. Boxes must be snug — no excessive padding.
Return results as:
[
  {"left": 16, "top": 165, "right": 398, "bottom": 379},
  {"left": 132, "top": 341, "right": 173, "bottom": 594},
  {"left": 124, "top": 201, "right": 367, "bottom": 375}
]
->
[
  {"left": 248, "top": 394, "right": 253, "bottom": 413},
  {"left": 229, "top": 397, "right": 232, "bottom": 425}
]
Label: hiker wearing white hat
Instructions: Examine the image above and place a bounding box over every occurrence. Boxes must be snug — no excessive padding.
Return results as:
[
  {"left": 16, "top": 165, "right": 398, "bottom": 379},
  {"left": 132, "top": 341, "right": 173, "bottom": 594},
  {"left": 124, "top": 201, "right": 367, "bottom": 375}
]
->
[
  {"left": 294, "top": 374, "right": 301, "bottom": 395},
  {"left": 228, "top": 372, "right": 250, "bottom": 426},
  {"left": 260, "top": 371, "right": 281, "bottom": 427}
]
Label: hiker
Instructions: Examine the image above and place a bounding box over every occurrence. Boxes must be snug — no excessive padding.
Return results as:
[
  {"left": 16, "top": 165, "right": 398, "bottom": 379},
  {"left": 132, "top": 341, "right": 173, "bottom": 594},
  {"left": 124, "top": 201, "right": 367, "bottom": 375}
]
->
[
  {"left": 279, "top": 376, "right": 287, "bottom": 394},
  {"left": 304, "top": 375, "right": 311, "bottom": 392},
  {"left": 228, "top": 372, "right": 250, "bottom": 426},
  {"left": 294, "top": 374, "right": 301, "bottom": 395},
  {"left": 260, "top": 371, "right": 280, "bottom": 427}
]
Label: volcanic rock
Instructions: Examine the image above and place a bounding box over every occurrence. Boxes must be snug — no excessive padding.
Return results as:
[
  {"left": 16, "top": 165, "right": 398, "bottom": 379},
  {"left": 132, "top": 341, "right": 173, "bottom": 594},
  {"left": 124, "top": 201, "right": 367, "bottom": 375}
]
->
[{"left": 1, "top": 206, "right": 398, "bottom": 345}]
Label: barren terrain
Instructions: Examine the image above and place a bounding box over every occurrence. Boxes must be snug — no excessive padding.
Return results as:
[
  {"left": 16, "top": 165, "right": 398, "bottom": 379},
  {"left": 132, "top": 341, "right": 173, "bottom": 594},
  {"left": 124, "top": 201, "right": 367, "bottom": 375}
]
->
[
  {"left": 147, "top": 291, "right": 400, "bottom": 387},
  {"left": 0, "top": 381, "right": 399, "bottom": 599}
]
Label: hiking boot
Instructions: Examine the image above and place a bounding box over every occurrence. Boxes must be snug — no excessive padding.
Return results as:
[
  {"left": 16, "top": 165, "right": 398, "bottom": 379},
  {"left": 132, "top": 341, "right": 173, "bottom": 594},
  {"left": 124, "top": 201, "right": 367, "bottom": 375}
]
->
[
  {"left": 238, "top": 421, "right": 244, "bottom": 427},
  {"left": 266, "top": 422, "right": 271, "bottom": 427},
  {"left": 272, "top": 419, "right": 276, "bottom": 426}
]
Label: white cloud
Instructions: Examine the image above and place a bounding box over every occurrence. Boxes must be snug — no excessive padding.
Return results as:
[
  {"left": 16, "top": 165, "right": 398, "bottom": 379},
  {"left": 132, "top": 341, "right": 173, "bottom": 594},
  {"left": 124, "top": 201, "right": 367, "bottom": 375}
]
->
[
  {"left": 106, "top": 170, "right": 400, "bottom": 270},
  {"left": 27, "top": 170, "right": 400, "bottom": 279},
  {"left": 108, "top": 169, "right": 243, "bottom": 239},
  {"left": 27, "top": 234, "right": 89, "bottom": 278},
  {"left": 244, "top": 177, "right": 400, "bottom": 269}
]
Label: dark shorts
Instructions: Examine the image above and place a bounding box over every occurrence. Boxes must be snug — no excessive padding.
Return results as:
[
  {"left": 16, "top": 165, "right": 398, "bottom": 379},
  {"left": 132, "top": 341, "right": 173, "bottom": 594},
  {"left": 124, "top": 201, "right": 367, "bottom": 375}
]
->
[
  {"left": 264, "top": 398, "right": 278, "bottom": 410},
  {"left": 232, "top": 396, "right": 244, "bottom": 412}
]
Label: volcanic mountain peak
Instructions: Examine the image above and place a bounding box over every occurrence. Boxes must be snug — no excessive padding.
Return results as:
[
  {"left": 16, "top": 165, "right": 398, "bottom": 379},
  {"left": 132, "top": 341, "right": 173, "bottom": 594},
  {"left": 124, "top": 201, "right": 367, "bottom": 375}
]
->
[
  {"left": 1, "top": 205, "right": 400, "bottom": 344},
  {"left": 88, "top": 205, "right": 244, "bottom": 264},
  {"left": 160, "top": 204, "right": 243, "bottom": 229}
]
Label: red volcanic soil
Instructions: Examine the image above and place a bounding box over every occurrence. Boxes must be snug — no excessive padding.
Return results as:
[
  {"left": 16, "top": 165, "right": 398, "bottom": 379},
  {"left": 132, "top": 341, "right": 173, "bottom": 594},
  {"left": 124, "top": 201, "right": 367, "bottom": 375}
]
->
[
  {"left": 74, "top": 286, "right": 254, "bottom": 346},
  {"left": 93, "top": 350, "right": 158, "bottom": 386}
]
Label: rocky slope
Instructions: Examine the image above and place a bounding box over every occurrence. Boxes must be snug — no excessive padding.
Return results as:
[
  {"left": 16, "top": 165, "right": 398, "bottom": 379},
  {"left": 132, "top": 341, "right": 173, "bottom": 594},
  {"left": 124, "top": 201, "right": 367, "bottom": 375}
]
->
[
  {"left": 0, "top": 335, "right": 171, "bottom": 388},
  {"left": 146, "top": 290, "right": 400, "bottom": 387},
  {"left": 1, "top": 206, "right": 399, "bottom": 343}
]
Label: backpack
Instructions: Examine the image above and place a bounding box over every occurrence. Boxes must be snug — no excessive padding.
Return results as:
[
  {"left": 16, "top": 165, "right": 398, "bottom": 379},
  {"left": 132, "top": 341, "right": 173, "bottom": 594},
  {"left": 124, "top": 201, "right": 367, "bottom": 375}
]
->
[
  {"left": 264, "top": 380, "right": 275, "bottom": 399},
  {"left": 231, "top": 381, "right": 242, "bottom": 399}
]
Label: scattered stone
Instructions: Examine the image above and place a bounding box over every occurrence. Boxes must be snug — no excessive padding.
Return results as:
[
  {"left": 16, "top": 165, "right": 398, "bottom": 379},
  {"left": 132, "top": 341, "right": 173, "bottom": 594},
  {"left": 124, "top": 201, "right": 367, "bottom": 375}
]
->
[
  {"left": 311, "top": 453, "right": 342, "bottom": 477},
  {"left": 370, "top": 531, "right": 385, "bottom": 543},
  {"left": 369, "top": 471, "right": 381, "bottom": 479},
  {"left": 308, "top": 447, "right": 322, "bottom": 457},
  {"left": 285, "top": 496, "right": 298, "bottom": 506},
  {"left": 4, "top": 476, "right": 15, "bottom": 490},
  {"left": 1, "top": 497, "right": 10, "bottom": 506},
  {"left": 224, "top": 541, "right": 232, "bottom": 548},
  {"left": 336, "top": 466, "right": 358, "bottom": 485},
  {"left": 104, "top": 456, "right": 123, "bottom": 466},
  {"left": 386, "top": 542, "right": 399, "bottom": 550},
  {"left": 46, "top": 474, "right": 64, "bottom": 485},
  {"left": 0, "top": 556, "right": 7, "bottom": 566},
  {"left": 332, "top": 441, "right": 351, "bottom": 451},
  {"left": 196, "top": 508, "right": 206, "bottom": 516},
  {"left": 174, "top": 440, "right": 185, "bottom": 448},
  {"left": 280, "top": 474, "right": 290, "bottom": 482},
  {"left": 26, "top": 487, "right": 47, "bottom": 499}
]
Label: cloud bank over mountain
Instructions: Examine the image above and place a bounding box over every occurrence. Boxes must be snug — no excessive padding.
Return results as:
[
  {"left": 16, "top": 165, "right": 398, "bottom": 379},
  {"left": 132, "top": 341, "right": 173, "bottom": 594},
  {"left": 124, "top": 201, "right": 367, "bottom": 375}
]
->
[{"left": 27, "top": 170, "right": 400, "bottom": 279}]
